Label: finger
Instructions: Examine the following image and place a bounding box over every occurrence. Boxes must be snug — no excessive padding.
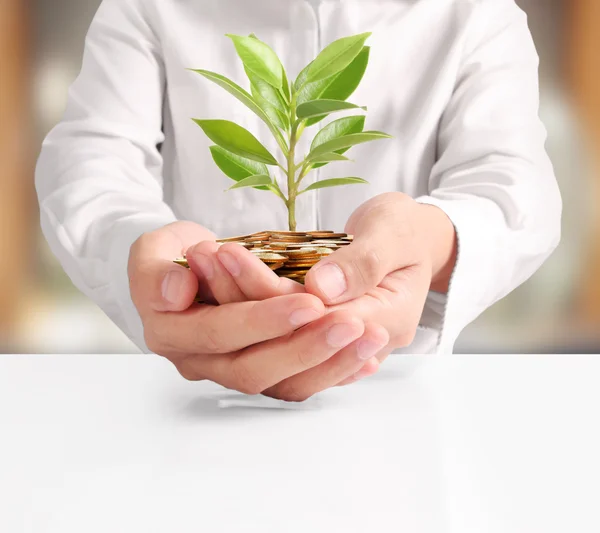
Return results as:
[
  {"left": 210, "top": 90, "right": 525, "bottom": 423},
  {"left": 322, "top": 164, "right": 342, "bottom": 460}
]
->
[
  {"left": 217, "top": 243, "right": 305, "bottom": 301},
  {"left": 337, "top": 357, "right": 381, "bottom": 387},
  {"left": 187, "top": 241, "right": 246, "bottom": 305},
  {"left": 263, "top": 322, "right": 389, "bottom": 401},
  {"left": 129, "top": 228, "right": 208, "bottom": 315},
  {"left": 202, "top": 311, "right": 365, "bottom": 396},
  {"left": 144, "top": 293, "right": 325, "bottom": 355},
  {"left": 326, "top": 264, "right": 431, "bottom": 351},
  {"left": 305, "top": 196, "right": 421, "bottom": 305},
  {"left": 305, "top": 237, "right": 412, "bottom": 306}
]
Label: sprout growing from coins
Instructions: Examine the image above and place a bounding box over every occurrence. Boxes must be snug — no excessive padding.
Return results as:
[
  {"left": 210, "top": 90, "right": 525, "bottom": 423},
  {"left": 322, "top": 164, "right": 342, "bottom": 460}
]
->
[
  {"left": 175, "top": 32, "right": 392, "bottom": 290},
  {"left": 190, "top": 32, "right": 391, "bottom": 232}
]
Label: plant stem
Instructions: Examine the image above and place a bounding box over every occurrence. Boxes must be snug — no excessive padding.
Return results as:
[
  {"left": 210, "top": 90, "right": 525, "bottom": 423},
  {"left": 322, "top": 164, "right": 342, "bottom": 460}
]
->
[
  {"left": 286, "top": 98, "right": 299, "bottom": 231},
  {"left": 286, "top": 126, "right": 297, "bottom": 231}
]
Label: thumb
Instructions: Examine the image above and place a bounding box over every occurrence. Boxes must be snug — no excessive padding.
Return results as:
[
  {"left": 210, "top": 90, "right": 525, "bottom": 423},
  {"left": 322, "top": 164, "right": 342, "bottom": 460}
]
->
[
  {"left": 305, "top": 197, "right": 420, "bottom": 304},
  {"left": 304, "top": 238, "right": 393, "bottom": 305},
  {"left": 128, "top": 222, "right": 212, "bottom": 314}
]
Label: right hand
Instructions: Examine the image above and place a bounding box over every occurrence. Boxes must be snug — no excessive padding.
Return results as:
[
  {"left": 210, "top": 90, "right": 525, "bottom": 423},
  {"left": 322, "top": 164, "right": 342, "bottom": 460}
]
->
[{"left": 128, "top": 222, "right": 386, "bottom": 400}]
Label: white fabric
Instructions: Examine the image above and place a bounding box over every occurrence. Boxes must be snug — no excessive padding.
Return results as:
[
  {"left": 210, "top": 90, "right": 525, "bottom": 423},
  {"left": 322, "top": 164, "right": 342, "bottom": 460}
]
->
[{"left": 35, "top": 0, "right": 561, "bottom": 354}]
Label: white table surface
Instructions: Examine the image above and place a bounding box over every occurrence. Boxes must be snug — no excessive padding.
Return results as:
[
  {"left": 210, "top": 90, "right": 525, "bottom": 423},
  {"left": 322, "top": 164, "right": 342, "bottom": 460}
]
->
[{"left": 1, "top": 355, "right": 599, "bottom": 533}]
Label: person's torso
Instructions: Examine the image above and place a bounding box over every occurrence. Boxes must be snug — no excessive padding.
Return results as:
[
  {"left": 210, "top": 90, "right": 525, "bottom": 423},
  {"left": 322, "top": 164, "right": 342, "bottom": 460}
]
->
[{"left": 149, "top": 0, "right": 478, "bottom": 236}]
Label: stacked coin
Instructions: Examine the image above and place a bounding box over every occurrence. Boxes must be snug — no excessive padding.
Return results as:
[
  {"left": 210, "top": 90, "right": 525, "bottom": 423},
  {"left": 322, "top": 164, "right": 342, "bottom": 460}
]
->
[{"left": 173, "top": 230, "right": 353, "bottom": 285}]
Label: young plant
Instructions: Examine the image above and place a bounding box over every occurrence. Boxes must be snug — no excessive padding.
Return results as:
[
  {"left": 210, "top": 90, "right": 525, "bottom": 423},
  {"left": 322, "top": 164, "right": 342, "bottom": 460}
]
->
[{"left": 190, "top": 32, "right": 391, "bottom": 231}]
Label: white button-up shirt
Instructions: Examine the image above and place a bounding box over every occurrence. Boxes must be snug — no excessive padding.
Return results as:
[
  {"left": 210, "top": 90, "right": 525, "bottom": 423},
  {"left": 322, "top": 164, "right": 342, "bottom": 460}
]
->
[{"left": 35, "top": 0, "right": 562, "bottom": 354}]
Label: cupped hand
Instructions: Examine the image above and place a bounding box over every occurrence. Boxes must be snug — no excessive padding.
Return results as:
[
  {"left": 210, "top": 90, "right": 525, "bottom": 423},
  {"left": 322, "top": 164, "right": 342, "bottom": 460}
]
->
[
  {"left": 128, "top": 221, "right": 387, "bottom": 402},
  {"left": 303, "top": 192, "right": 457, "bottom": 377}
]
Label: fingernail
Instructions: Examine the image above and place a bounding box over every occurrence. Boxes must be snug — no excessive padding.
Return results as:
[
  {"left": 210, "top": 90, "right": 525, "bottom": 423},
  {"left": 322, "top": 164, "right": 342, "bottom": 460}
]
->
[
  {"left": 327, "top": 322, "right": 360, "bottom": 348},
  {"left": 356, "top": 340, "right": 385, "bottom": 361},
  {"left": 289, "top": 308, "right": 322, "bottom": 328},
  {"left": 194, "top": 254, "right": 214, "bottom": 280},
  {"left": 161, "top": 271, "right": 183, "bottom": 304},
  {"left": 219, "top": 251, "right": 241, "bottom": 277},
  {"left": 314, "top": 263, "right": 347, "bottom": 300}
]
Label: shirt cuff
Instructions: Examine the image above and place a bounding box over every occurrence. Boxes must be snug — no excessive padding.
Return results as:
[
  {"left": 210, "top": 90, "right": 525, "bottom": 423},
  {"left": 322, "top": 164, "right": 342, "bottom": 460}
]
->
[{"left": 415, "top": 195, "right": 500, "bottom": 354}]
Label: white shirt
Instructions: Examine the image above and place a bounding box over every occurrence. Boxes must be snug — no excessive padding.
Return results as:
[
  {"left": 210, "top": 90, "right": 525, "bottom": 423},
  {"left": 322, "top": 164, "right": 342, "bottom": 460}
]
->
[{"left": 35, "top": 0, "right": 562, "bottom": 354}]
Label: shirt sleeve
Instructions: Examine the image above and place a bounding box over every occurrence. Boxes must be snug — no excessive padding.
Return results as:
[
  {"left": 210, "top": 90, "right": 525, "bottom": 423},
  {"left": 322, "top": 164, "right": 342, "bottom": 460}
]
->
[
  {"left": 35, "top": 0, "right": 177, "bottom": 352},
  {"left": 414, "top": 0, "right": 562, "bottom": 353}
]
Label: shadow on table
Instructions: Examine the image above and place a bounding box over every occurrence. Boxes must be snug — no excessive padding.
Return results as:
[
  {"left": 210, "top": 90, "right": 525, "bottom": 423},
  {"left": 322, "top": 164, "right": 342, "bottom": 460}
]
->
[{"left": 174, "top": 355, "right": 429, "bottom": 422}]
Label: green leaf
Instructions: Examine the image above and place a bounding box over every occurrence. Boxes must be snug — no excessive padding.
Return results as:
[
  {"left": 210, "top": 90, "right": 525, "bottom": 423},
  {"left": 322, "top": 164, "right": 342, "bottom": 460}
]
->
[
  {"left": 209, "top": 146, "right": 270, "bottom": 190},
  {"left": 299, "top": 177, "right": 368, "bottom": 194},
  {"left": 309, "top": 115, "right": 366, "bottom": 168},
  {"left": 302, "top": 33, "right": 371, "bottom": 85},
  {"left": 227, "top": 34, "right": 283, "bottom": 89},
  {"left": 193, "top": 119, "right": 278, "bottom": 165},
  {"left": 308, "top": 131, "right": 391, "bottom": 161},
  {"left": 190, "top": 69, "right": 287, "bottom": 152},
  {"left": 311, "top": 115, "right": 366, "bottom": 151},
  {"left": 248, "top": 33, "right": 291, "bottom": 103},
  {"left": 294, "top": 62, "right": 312, "bottom": 93},
  {"left": 297, "top": 46, "right": 369, "bottom": 105},
  {"left": 281, "top": 67, "right": 291, "bottom": 103},
  {"left": 260, "top": 97, "right": 290, "bottom": 131},
  {"left": 319, "top": 46, "right": 370, "bottom": 101},
  {"left": 305, "top": 47, "right": 370, "bottom": 126},
  {"left": 227, "top": 174, "right": 272, "bottom": 190},
  {"left": 296, "top": 99, "right": 366, "bottom": 120},
  {"left": 309, "top": 152, "right": 352, "bottom": 164},
  {"left": 245, "top": 67, "right": 287, "bottom": 114}
]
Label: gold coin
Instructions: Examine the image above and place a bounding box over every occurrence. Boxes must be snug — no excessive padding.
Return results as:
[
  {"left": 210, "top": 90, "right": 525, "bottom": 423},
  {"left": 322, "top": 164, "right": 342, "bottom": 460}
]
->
[
  {"left": 269, "top": 231, "right": 309, "bottom": 237},
  {"left": 307, "top": 231, "right": 334, "bottom": 236},
  {"left": 277, "top": 267, "right": 310, "bottom": 273},
  {"left": 173, "top": 258, "right": 190, "bottom": 268},
  {"left": 254, "top": 252, "right": 287, "bottom": 262},
  {"left": 283, "top": 254, "right": 319, "bottom": 260},
  {"left": 282, "top": 248, "right": 319, "bottom": 257},
  {"left": 216, "top": 234, "right": 254, "bottom": 243},
  {"left": 283, "top": 243, "right": 318, "bottom": 249},
  {"left": 269, "top": 236, "right": 311, "bottom": 243},
  {"left": 313, "top": 232, "right": 347, "bottom": 239},
  {"left": 284, "top": 262, "right": 319, "bottom": 269},
  {"left": 314, "top": 247, "right": 335, "bottom": 255},
  {"left": 268, "top": 261, "right": 286, "bottom": 270},
  {"left": 284, "top": 259, "right": 320, "bottom": 266},
  {"left": 306, "top": 242, "right": 339, "bottom": 248}
]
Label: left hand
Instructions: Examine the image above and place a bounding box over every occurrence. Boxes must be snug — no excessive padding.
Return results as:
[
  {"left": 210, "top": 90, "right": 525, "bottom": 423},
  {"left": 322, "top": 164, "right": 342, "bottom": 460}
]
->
[{"left": 304, "top": 191, "right": 457, "bottom": 384}]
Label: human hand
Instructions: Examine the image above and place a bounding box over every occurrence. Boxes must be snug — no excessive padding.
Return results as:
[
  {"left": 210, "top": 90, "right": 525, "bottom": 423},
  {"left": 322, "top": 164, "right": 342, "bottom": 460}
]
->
[
  {"left": 304, "top": 192, "right": 457, "bottom": 372},
  {"left": 128, "top": 222, "right": 387, "bottom": 400}
]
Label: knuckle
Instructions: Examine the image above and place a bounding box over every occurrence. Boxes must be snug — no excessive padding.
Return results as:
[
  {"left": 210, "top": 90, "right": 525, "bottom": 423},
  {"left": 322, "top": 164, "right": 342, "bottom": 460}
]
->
[
  {"left": 351, "top": 248, "right": 382, "bottom": 288},
  {"left": 195, "top": 324, "right": 225, "bottom": 354},
  {"left": 295, "top": 346, "right": 319, "bottom": 371},
  {"left": 231, "top": 360, "right": 265, "bottom": 396}
]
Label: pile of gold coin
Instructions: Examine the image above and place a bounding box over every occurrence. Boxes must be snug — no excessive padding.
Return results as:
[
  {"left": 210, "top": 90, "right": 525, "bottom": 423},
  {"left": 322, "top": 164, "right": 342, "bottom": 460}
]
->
[{"left": 173, "top": 230, "right": 353, "bottom": 285}]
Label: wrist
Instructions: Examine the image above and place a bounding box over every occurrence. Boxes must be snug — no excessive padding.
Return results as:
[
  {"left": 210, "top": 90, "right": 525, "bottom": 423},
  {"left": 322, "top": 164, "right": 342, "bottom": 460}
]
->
[{"left": 414, "top": 203, "right": 457, "bottom": 293}]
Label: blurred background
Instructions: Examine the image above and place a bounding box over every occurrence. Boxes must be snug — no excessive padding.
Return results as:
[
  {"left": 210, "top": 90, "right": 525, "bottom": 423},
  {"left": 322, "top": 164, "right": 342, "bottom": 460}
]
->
[{"left": 1, "top": 0, "right": 598, "bottom": 354}]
